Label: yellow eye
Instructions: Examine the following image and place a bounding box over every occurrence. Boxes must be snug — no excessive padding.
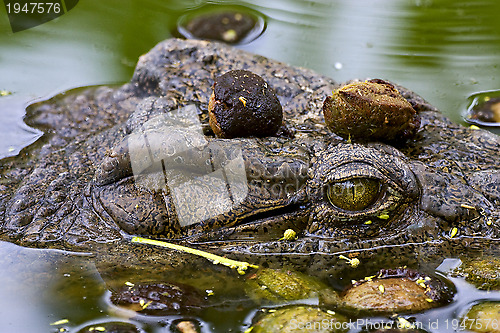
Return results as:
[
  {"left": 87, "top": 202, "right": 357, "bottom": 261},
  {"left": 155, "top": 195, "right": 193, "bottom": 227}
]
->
[{"left": 327, "top": 178, "right": 381, "bottom": 211}]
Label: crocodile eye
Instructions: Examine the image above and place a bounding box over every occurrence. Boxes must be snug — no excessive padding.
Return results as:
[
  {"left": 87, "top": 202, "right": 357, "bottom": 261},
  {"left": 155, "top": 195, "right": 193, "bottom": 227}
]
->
[{"left": 327, "top": 178, "right": 381, "bottom": 211}]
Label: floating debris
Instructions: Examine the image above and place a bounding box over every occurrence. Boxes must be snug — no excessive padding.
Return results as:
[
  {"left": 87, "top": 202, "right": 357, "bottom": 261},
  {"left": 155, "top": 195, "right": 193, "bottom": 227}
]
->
[
  {"left": 279, "top": 229, "right": 297, "bottom": 241},
  {"left": 396, "top": 316, "right": 415, "bottom": 329},
  {"left": 378, "top": 284, "right": 385, "bottom": 293},
  {"left": 338, "top": 254, "right": 361, "bottom": 268},
  {"left": 131, "top": 236, "right": 259, "bottom": 275},
  {"left": 50, "top": 319, "right": 69, "bottom": 326}
]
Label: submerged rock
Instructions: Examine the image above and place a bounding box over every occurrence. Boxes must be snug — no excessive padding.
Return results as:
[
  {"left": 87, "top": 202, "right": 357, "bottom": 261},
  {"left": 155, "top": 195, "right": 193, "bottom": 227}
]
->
[
  {"left": 109, "top": 281, "right": 206, "bottom": 316},
  {"left": 172, "top": 320, "right": 201, "bottom": 333},
  {"left": 76, "top": 321, "right": 144, "bottom": 333},
  {"left": 244, "top": 267, "right": 336, "bottom": 302},
  {"left": 250, "top": 305, "right": 350, "bottom": 333},
  {"left": 331, "top": 268, "right": 454, "bottom": 315},
  {"left": 452, "top": 256, "right": 500, "bottom": 290},
  {"left": 461, "top": 301, "right": 500, "bottom": 333}
]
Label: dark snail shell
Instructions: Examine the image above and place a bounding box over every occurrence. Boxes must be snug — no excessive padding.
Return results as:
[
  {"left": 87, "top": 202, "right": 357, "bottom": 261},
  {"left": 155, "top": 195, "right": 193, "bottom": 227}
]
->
[{"left": 209, "top": 70, "right": 283, "bottom": 138}]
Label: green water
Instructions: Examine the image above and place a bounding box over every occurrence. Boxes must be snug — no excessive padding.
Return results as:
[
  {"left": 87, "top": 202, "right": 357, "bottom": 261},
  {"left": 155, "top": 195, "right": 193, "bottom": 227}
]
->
[
  {"left": 1, "top": 0, "right": 500, "bottom": 157},
  {"left": 1, "top": 0, "right": 500, "bottom": 332}
]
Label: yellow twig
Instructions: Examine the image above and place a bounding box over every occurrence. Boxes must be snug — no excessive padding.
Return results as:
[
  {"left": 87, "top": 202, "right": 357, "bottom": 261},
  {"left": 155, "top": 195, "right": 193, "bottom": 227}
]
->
[{"left": 131, "top": 236, "right": 259, "bottom": 275}]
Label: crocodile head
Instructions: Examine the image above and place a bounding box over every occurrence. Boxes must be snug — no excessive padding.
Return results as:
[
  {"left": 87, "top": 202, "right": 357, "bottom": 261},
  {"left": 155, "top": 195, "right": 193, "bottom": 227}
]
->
[
  {"left": 90, "top": 103, "right": 500, "bottom": 274},
  {"left": 1, "top": 39, "right": 498, "bottom": 275}
]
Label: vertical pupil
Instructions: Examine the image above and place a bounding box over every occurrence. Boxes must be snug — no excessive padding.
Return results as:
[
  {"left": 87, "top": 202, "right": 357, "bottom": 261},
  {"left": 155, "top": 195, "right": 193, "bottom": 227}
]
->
[{"left": 327, "top": 178, "right": 381, "bottom": 211}]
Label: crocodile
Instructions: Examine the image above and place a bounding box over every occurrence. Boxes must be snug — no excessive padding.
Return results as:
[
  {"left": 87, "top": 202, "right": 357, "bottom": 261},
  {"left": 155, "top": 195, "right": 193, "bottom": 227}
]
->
[{"left": 0, "top": 38, "right": 499, "bottom": 282}]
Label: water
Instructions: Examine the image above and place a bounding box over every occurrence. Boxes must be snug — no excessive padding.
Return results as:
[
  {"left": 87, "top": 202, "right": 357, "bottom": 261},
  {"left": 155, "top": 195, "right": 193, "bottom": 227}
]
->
[
  {"left": 0, "top": 239, "right": 498, "bottom": 332},
  {"left": 1, "top": 0, "right": 500, "bottom": 332},
  {"left": 0, "top": 241, "right": 105, "bottom": 332}
]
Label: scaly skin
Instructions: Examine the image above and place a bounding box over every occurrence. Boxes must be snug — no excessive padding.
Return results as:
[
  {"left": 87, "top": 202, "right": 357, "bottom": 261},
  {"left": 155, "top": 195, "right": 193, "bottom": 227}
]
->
[{"left": 0, "top": 39, "right": 498, "bottom": 279}]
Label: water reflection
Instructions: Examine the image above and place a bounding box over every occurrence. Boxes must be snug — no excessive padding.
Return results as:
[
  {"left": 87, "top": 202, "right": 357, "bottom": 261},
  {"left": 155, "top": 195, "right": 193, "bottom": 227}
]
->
[
  {"left": 390, "top": 0, "right": 500, "bottom": 120},
  {"left": 392, "top": 0, "right": 500, "bottom": 68},
  {"left": 0, "top": 241, "right": 103, "bottom": 332}
]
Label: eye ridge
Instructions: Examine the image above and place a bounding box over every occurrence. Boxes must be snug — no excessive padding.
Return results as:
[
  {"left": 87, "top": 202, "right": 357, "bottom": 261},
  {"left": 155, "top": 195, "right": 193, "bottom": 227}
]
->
[{"left": 326, "top": 177, "right": 383, "bottom": 212}]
